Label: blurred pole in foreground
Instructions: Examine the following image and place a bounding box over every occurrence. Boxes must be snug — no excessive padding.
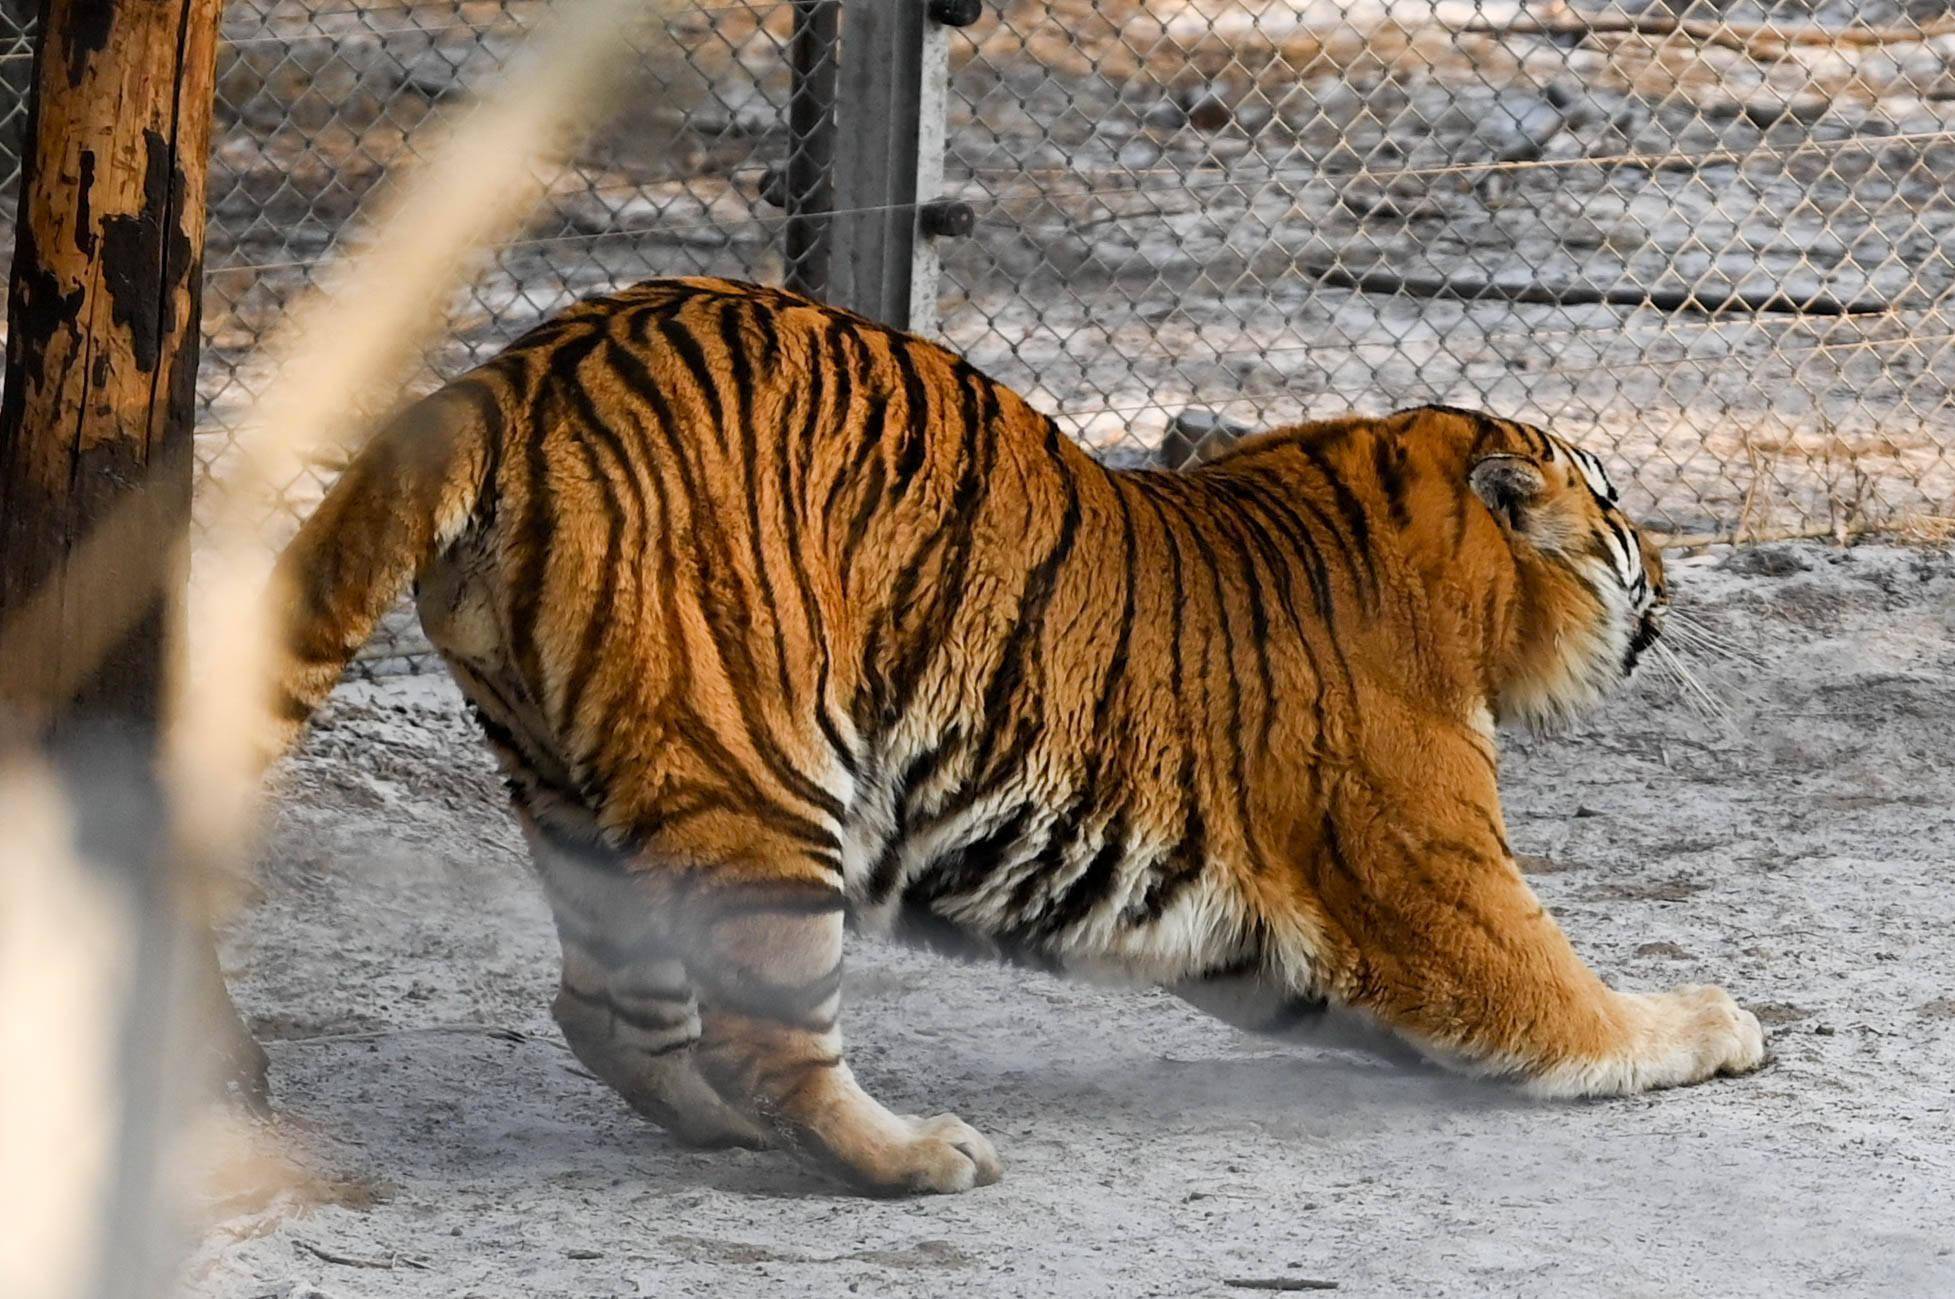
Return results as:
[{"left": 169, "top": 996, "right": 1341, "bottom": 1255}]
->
[{"left": 0, "top": 2, "right": 239, "bottom": 1298}]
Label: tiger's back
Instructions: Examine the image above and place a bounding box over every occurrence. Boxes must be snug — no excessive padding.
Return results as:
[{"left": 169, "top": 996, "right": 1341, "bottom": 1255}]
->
[
  {"left": 414, "top": 277, "right": 1311, "bottom": 977},
  {"left": 267, "top": 275, "right": 1765, "bottom": 1194}
]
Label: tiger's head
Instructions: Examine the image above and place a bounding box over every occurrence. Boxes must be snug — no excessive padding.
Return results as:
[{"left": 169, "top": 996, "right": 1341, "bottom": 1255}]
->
[{"left": 1411, "top": 407, "right": 1667, "bottom": 730}]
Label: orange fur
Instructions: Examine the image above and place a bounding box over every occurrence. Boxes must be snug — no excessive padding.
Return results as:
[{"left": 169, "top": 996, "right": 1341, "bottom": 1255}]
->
[{"left": 265, "top": 277, "right": 1763, "bottom": 1194}]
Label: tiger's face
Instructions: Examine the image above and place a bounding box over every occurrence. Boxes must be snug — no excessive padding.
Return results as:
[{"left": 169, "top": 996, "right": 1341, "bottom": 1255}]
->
[{"left": 1462, "top": 422, "right": 1667, "bottom": 728}]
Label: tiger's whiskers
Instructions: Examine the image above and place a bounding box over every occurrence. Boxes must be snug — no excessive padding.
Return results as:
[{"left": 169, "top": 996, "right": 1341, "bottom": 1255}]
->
[
  {"left": 1663, "top": 608, "right": 1764, "bottom": 667},
  {"left": 1649, "top": 638, "right": 1738, "bottom": 727}
]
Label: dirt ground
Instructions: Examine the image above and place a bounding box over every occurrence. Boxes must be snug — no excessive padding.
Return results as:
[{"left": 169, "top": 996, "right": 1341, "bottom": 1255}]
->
[{"left": 181, "top": 539, "right": 1955, "bottom": 1298}]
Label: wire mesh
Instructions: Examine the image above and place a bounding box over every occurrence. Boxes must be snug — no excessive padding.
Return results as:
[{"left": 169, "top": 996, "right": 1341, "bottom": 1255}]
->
[
  {"left": 1, "top": 1, "right": 1951, "bottom": 675},
  {"left": 1, "top": 0, "right": 829, "bottom": 669},
  {"left": 936, "top": 0, "right": 1955, "bottom": 536}
]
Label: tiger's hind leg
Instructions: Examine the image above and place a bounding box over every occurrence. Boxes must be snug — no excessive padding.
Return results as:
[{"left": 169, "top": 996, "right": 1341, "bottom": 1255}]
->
[
  {"left": 550, "top": 927, "right": 773, "bottom": 1150},
  {"left": 1171, "top": 971, "right": 1432, "bottom": 1070},
  {"left": 528, "top": 815, "right": 772, "bottom": 1150},
  {"left": 679, "top": 876, "right": 1003, "bottom": 1196}
]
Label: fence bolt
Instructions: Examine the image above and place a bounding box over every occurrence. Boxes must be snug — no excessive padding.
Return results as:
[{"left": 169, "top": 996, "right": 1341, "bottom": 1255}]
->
[
  {"left": 927, "top": 0, "right": 982, "bottom": 28},
  {"left": 919, "top": 199, "right": 974, "bottom": 238},
  {"left": 758, "top": 164, "right": 788, "bottom": 210}
]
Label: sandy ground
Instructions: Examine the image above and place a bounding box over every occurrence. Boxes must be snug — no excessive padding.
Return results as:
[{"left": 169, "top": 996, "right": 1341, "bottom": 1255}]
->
[{"left": 181, "top": 540, "right": 1955, "bottom": 1298}]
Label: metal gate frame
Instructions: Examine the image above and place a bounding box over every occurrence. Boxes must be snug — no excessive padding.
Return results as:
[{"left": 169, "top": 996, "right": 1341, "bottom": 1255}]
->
[{"left": 789, "top": 0, "right": 971, "bottom": 331}]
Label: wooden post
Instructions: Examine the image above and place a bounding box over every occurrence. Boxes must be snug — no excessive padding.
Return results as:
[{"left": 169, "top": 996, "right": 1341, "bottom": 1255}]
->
[
  {"left": 0, "top": 0, "right": 220, "bottom": 735},
  {"left": 0, "top": 0, "right": 264, "bottom": 1152}
]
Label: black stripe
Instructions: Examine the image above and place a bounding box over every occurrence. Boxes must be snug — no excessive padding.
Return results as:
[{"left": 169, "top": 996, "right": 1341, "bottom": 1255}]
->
[
  {"left": 863, "top": 731, "right": 964, "bottom": 905},
  {"left": 559, "top": 983, "right": 695, "bottom": 1037},
  {"left": 1136, "top": 486, "right": 1190, "bottom": 719},
  {"left": 754, "top": 1054, "right": 844, "bottom": 1109},
  {"left": 876, "top": 370, "right": 998, "bottom": 731},
  {"left": 1373, "top": 433, "right": 1412, "bottom": 530},
  {"left": 695, "top": 879, "right": 850, "bottom": 921},
  {"left": 1200, "top": 500, "right": 1280, "bottom": 797},
  {"left": 750, "top": 299, "right": 783, "bottom": 372},
  {"left": 1126, "top": 755, "right": 1208, "bottom": 926},
  {"left": 842, "top": 452, "right": 887, "bottom": 569},
  {"left": 1002, "top": 786, "right": 1093, "bottom": 929},
  {"left": 780, "top": 329, "right": 857, "bottom": 774},
  {"left": 603, "top": 344, "right": 848, "bottom": 836},
  {"left": 1034, "top": 818, "right": 1128, "bottom": 941},
  {"left": 658, "top": 315, "right": 730, "bottom": 451},
  {"left": 1094, "top": 475, "right": 1140, "bottom": 733},
  {"left": 825, "top": 393, "right": 887, "bottom": 526},
  {"left": 1228, "top": 475, "right": 1340, "bottom": 631},
  {"left": 889, "top": 341, "right": 932, "bottom": 495},
  {"left": 1211, "top": 477, "right": 1330, "bottom": 714},
  {"left": 636, "top": 794, "right": 740, "bottom": 845},
  {"left": 554, "top": 370, "right": 637, "bottom": 729},
  {"left": 507, "top": 335, "right": 597, "bottom": 700},
  {"left": 447, "top": 374, "right": 508, "bottom": 531},
  {"left": 554, "top": 924, "right": 671, "bottom": 973},
  {"left": 711, "top": 961, "right": 844, "bottom": 1028},
  {"left": 668, "top": 709, "right": 843, "bottom": 852},
  {"left": 1178, "top": 517, "right": 1258, "bottom": 872},
  {"left": 1295, "top": 440, "right": 1379, "bottom": 603},
  {"left": 722, "top": 301, "right": 800, "bottom": 716},
  {"left": 963, "top": 429, "right": 1081, "bottom": 789},
  {"left": 905, "top": 804, "right": 1034, "bottom": 912}
]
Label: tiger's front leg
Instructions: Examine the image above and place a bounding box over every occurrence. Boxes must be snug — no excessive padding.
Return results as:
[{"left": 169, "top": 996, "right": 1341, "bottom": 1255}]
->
[
  {"left": 1309, "top": 809, "right": 1767, "bottom": 1096},
  {"left": 681, "top": 876, "right": 1004, "bottom": 1195}
]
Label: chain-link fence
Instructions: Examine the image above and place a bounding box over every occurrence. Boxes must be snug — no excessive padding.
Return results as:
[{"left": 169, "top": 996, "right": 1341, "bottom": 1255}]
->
[
  {"left": 2, "top": 1, "right": 1952, "bottom": 669},
  {"left": 938, "top": 0, "right": 1955, "bottom": 540},
  {"left": 2, "top": 0, "right": 824, "bottom": 668}
]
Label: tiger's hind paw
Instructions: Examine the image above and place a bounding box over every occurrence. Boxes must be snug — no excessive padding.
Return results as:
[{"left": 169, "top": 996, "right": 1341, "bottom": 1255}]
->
[{"left": 853, "top": 1113, "right": 1003, "bottom": 1196}]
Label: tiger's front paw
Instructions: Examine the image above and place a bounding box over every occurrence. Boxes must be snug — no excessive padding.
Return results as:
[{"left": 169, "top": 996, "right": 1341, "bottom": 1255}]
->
[
  {"left": 1653, "top": 982, "right": 1768, "bottom": 1083},
  {"left": 1525, "top": 982, "right": 1767, "bottom": 1098}
]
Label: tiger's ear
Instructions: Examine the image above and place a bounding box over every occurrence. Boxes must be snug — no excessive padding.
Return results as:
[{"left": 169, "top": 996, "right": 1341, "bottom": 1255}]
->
[{"left": 1468, "top": 454, "right": 1547, "bottom": 530}]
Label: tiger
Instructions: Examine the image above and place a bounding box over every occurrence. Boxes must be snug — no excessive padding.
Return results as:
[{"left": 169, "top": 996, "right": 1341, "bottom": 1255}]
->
[{"left": 263, "top": 275, "right": 1766, "bottom": 1195}]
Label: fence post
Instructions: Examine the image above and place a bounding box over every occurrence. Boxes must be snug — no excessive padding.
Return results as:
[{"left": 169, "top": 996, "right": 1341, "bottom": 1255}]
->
[
  {"left": 784, "top": 0, "right": 839, "bottom": 298},
  {"left": 822, "top": 1, "right": 975, "bottom": 329},
  {"left": 904, "top": 2, "right": 957, "bottom": 337},
  {"left": 831, "top": 0, "right": 925, "bottom": 325},
  {"left": 0, "top": 0, "right": 260, "bottom": 1292}
]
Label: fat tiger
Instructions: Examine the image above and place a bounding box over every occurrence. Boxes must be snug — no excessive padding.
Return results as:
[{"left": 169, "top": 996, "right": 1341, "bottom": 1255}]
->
[{"left": 265, "top": 276, "right": 1765, "bottom": 1195}]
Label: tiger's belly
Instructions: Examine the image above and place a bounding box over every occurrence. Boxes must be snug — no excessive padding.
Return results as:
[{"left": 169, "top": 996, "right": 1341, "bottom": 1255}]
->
[
  {"left": 835, "top": 755, "right": 1256, "bottom": 987},
  {"left": 416, "top": 536, "right": 1253, "bottom": 987}
]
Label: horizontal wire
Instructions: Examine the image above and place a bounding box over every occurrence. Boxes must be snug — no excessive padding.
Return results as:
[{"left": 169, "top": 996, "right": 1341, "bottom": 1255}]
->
[
  {"left": 955, "top": 127, "right": 1955, "bottom": 191},
  {"left": 197, "top": 173, "right": 1955, "bottom": 298},
  {"left": 196, "top": 134, "right": 1955, "bottom": 262},
  {"left": 1010, "top": 329, "right": 1955, "bottom": 424},
  {"left": 0, "top": 0, "right": 807, "bottom": 60},
  {"left": 939, "top": 309, "right": 1953, "bottom": 371},
  {"left": 229, "top": 0, "right": 801, "bottom": 25},
  {"left": 9, "top": 3, "right": 1930, "bottom": 446},
  {"left": 198, "top": 283, "right": 1948, "bottom": 371}
]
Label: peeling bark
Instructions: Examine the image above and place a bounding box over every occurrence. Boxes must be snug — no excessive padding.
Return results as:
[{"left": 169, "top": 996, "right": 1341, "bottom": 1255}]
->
[{"left": 0, "top": 0, "right": 221, "bottom": 734}]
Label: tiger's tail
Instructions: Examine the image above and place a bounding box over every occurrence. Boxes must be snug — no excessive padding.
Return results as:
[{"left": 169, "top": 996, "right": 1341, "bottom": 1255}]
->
[{"left": 262, "top": 383, "right": 499, "bottom": 755}]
